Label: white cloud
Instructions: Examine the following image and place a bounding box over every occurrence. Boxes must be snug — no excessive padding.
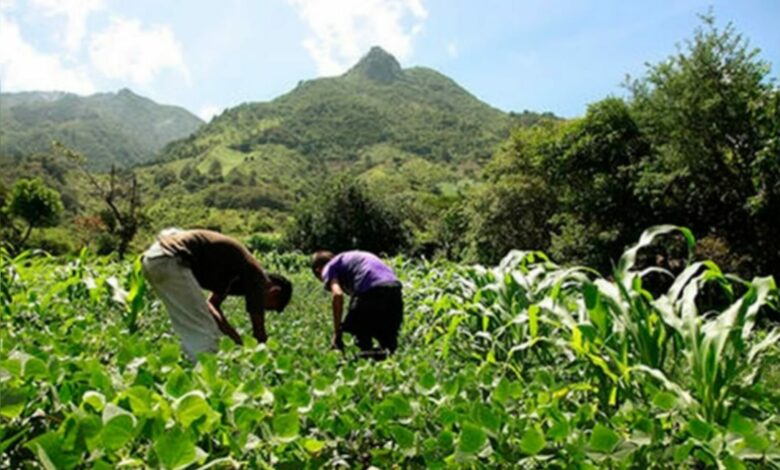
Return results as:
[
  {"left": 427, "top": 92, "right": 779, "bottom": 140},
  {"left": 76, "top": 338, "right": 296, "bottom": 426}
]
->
[
  {"left": 31, "top": 0, "right": 104, "bottom": 53},
  {"left": 446, "top": 41, "right": 458, "bottom": 58},
  {"left": 0, "top": 14, "right": 95, "bottom": 93},
  {"left": 288, "top": 0, "right": 428, "bottom": 76},
  {"left": 0, "top": 0, "right": 15, "bottom": 11},
  {"left": 88, "top": 17, "right": 189, "bottom": 85},
  {"left": 198, "top": 105, "right": 222, "bottom": 122}
]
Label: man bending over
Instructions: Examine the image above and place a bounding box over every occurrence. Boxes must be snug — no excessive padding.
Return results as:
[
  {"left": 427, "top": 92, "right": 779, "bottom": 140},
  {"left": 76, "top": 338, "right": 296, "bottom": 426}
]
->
[
  {"left": 311, "top": 250, "right": 403, "bottom": 359},
  {"left": 142, "top": 229, "right": 292, "bottom": 361}
]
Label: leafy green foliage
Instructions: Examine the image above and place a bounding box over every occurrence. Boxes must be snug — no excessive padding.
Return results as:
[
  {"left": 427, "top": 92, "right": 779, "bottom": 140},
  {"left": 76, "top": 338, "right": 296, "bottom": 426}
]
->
[
  {"left": 462, "top": 15, "right": 778, "bottom": 279},
  {"left": 627, "top": 15, "right": 780, "bottom": 275},
  {"left": 1, "top": 227, "right": 778, "bottom": 468},
  {"left": 7, "top": 178, "right": 63, "bottom": 228},
  {"left": 284, "top": 175, "right": 411, "bottom": 254},
  {"left": 2, "top": 178, "right": 64, "bottom": 251}
]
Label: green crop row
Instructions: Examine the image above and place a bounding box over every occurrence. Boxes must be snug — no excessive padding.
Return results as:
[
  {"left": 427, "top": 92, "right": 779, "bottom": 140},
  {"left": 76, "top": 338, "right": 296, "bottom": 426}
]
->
[{"left": 1, "top": 226, "right": 779, "bottom": 468}]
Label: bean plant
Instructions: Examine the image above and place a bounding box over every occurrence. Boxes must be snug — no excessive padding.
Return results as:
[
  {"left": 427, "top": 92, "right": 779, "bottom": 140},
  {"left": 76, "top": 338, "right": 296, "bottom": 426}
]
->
[{"left": 1, "top": 227, "right": 779, "bottom": 468}]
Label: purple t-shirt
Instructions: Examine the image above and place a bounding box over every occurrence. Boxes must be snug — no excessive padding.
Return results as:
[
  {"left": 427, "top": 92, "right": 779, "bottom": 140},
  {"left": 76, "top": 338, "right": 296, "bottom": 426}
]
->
[{"left": 322, "top": 251, "right": 398, "bottom": 295}]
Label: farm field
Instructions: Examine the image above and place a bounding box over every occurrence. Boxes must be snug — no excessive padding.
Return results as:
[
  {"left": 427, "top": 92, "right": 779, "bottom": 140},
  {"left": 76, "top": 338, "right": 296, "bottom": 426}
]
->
[{"left": 1, "top": 227, "right": 779, "bottom": 468}]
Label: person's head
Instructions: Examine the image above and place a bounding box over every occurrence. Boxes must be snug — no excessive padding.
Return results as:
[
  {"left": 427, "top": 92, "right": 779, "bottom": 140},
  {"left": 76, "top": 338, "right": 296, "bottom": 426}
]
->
[
  {"left": 311, "top": 250, "right": 335, "bottom": 281},
  {"left": 264, "top": 273, "right": 293, "bottom": 312}
]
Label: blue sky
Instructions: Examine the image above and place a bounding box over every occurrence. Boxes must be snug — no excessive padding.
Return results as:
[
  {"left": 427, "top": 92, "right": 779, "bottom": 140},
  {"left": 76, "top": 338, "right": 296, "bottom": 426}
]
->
[{"left": 1, "top": 0, "right": 778, "bottom": 120}]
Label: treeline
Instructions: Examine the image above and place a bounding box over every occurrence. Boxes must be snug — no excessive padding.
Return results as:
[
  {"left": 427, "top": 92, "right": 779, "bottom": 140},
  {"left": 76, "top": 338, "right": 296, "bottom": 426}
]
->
[{"left": 289, "top": 17, "right": 780, "bottom": 277}]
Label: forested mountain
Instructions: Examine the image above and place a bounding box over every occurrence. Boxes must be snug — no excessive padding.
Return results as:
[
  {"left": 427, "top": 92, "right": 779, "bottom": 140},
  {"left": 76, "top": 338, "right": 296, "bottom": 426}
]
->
[
  {"left": 137, "top": 47, "right": 553, "bottom": 243},
  {"left": 162, "top": 46, "right": 513, "bottom": 166},
  {"left": 0, "top": 89, "right": 204, "bottom": 170}
]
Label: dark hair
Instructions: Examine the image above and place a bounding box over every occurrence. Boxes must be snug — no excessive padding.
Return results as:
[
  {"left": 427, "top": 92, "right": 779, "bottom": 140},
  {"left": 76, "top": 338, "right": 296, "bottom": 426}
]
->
[
  {"left": 311, "top": 250, "right": 335, "bottom": 274},
  {"left": 268, "top": 273, "right": 293, "bottom": 311}
]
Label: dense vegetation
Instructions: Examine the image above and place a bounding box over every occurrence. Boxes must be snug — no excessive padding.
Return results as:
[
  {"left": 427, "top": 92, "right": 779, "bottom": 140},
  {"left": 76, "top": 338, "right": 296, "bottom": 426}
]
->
[
  {"left": 0, "top": 17, "right": 777, "bottom": 281},
  {"left": 0, "top": 89, "right": 203, "bottom": 170},
  {"left": 117, "top": 46, "right": 525, "bottom": 246},
  {"left": 2, "top": 227, "right": 779, "bottom": 468},
  {"left": 162, "top": 47, "right": 511, "bottom": 166},
  {"left": 457, "top": 17, "right": 780, "bottom": 279}
]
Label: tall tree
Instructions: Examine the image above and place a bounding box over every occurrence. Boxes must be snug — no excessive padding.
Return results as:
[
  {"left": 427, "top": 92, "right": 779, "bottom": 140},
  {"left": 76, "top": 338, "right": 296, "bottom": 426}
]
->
[
  {"left": 56, "top": 143, "right": 145, "bottom": 258},
  {"left": 628, "top": 14, "right": 778, "bottom": 273},
  {"left": 285, "top": 175, "right": 410, "bottom": 255},
  {"left": 3, "top": 178, "right": 63, "bottom": 252}
]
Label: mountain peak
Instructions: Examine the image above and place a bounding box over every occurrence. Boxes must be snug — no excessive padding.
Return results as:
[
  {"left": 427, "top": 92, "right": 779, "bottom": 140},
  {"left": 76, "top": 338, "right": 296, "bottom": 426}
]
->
[{"left": 347, "top": 46, "right": 403, "bottom": 84}]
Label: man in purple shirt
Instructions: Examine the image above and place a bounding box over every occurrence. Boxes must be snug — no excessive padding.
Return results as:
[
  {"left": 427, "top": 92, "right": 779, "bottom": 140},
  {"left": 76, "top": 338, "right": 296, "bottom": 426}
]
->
[{"left": 311, "top": 250, "right": 403, "bottom": 359}]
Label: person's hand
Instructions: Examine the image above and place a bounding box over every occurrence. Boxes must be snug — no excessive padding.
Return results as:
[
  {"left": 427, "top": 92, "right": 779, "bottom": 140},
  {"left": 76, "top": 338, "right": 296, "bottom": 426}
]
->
[
  {"left": 331, "top": 334, "right": 344, "bottom": 351},
  {"left": 254, "top": 330, "right": 268, "bottom": 344}
]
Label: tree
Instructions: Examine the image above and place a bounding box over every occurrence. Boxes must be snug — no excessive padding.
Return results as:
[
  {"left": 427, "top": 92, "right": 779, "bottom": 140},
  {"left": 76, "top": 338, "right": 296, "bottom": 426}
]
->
[
  {"left": 465, "top": 99, "right": 652, "bottom": 270},
  {"left": 207, "top": 159, "right": 224, "bottom": 183},
  {"left": 153, "top": 168, "right": 178, "bottom": 189},
  {"left": 466, "top": 174, "right": 555, "bottom": 263},
  {"left": 547, "top": 98, "right": 651, "bottom": 270},
  {"left": 3, "top": 178, "right": 63, "bottom": 251},
  {"left": 56, "top": 143, "right": 144, "bottom": 259},
  {"left": 284, "top": 176, "right": 410, "bottom": 254},
  {"left": 628, "top": 14, "right": 778, "bottom": 274}
]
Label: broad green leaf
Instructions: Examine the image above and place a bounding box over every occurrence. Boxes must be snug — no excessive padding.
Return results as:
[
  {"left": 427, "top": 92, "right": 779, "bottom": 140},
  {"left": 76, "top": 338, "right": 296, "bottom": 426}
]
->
[
  {"left": 723, "top": 455, "right": 747, "bottom": 470},
  {"left": 303, "top": 438, "right": 325, "bottom": 454},
  {"left": 125, "top": 386, "right": 153, "bottom": 416},
  {"left": 0, "top": 387, "right": 27, "bottom": 419},
  {"left": 743, "top": 432, "right": 770, "bottom": 452},
  {"left": 165, "top": 368, "right": 193, "bottom": 398},
  {"left": 82, "top": 391, "right": 106, "bottom": 412},
  {"left": 492, "top": 377, "right": 512, "bottom": 404},
  {"left": 160, "top": 343, "right": 181, "bottom": 365},
  {"left": 673, "top": 441, "right": 694, "bottom": 463},
  {"left": 26, "top": 431, "right": 79, "bottom": 470},
  {"left": 99, "top": 403, "right": 136, "bottom": 451},
  {"left": 652, "top": 391, "right": 677, "bottom": 411},
  {"left": 548, "top": 419, "right": 570, "bottom": 442},
  {"left": 687, "top": 419, "right": 713, "bottom": 440},
  {"left": 100, "top": 414, "right": 135, "bottom": 451},
  {"left": 437, "top": 430, "right": 455, "bottom": 451},
  {"left": 474, "top": 404, "right": 500, "bottom": 433},
  {"left": 458, "top": 422, "right": 487, "bottom": 454},
  {"left": 174, "top": 391, "right": 214, "bottom": 429},
  {"left": 727, "top": 413, "right": 754, "bottom": 436},
  {"left": 154, "top": 427, "right": 197, "bottom": 470},
  {"left": 23, "top": 356, "right": 47, "bottom": 379},
  {"left": 272, "top": 411, "right": 299, "bottom": 442},
  {"left": 418, "top": 368, "right": 437, "bottom": 392},
  {"left": 389, "top": 424, "right": 415, "bottom": 449},
  {"left": 589, "top": 424, "right": 620, "bottom": 453},
  {"left": 234, "top": 406, "right": 264, "bottom": 432},
  {"left": 520, "top": 426, "right": 546, "bottom": 455}
]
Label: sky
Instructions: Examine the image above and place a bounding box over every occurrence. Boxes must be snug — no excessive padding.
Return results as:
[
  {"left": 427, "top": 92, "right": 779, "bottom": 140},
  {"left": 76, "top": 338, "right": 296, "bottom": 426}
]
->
[{"left": 1, "top": 0, "right": 778, "bottom": 121}]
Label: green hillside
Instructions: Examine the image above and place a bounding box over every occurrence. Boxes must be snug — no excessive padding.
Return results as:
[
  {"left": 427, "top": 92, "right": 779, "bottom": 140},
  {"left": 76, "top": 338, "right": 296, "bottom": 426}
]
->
[
  {"left": 0, "top": 89, "right": 204, "bottom": 170},
  {"left": 163, "top": 47, "right": 511, "bottom": 166},
  {"left": 0, "top": 47, "right": 556, "bottom": 254},
  {"left": 139, "top": 47, "right": 541, "bottom": 237}
]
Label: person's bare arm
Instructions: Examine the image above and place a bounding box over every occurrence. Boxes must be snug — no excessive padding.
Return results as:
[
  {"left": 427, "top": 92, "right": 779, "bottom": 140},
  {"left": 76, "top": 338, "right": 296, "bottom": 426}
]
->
[
  {"left": 329, "top": 280, "right": 345, "bottom": 350},
  {"left": 208, "top": 292, "right": 243, "bottom": 345},
  {"left": 249, "top": 310, "right": 267, "bottom": 344}
]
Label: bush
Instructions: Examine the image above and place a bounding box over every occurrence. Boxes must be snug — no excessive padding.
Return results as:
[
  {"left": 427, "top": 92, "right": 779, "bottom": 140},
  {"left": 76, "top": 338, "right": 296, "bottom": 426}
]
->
[
  {"left": 245, "top": 232, "right": 282, "bottom": 253},
  {"left": 284, "top": 176, "right": 410, "bottom": 255},
  {"left": 203, "top": 185, "right": 287, "bottom": 211}
]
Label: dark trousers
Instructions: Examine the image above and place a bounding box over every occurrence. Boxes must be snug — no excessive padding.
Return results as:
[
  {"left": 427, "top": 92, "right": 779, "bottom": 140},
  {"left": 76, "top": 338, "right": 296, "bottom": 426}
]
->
[{"left": 342, "top": 283, "right": 403, "bottom": 353}]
